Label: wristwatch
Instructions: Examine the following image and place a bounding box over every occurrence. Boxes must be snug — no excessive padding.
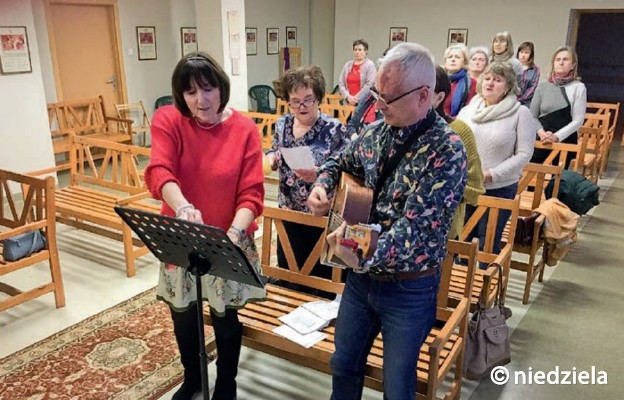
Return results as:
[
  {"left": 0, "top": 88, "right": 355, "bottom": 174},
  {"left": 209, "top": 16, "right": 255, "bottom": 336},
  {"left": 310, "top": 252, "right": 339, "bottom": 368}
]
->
[{"left": 227, "top": 225, "right": 246, "bottom": 241}]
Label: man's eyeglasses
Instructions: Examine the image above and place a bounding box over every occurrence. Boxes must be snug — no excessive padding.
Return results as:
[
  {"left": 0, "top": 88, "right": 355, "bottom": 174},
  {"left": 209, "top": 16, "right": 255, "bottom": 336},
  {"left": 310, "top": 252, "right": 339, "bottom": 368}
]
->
[
  {"left": 288, "top": 98, "right": 317, "bottom": 109},
  {"left": 370, "top": 85, "right": 429, "bottom": 106}
]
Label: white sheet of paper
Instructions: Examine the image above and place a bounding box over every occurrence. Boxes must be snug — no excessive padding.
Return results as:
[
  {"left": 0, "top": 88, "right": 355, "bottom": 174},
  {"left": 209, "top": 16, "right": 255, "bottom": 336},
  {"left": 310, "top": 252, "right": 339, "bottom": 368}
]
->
[
  {"left": 278, "top": 306, "right": 329, "bottom": 335},
  {"left": 301, "top": 300, "right": 340, "bottom": 321},
  {"left": 280, "top": 146, "right": 315, "bottom": 170},
  {"left": 273, "top": 324, "right": 326, "bottom": 348}
]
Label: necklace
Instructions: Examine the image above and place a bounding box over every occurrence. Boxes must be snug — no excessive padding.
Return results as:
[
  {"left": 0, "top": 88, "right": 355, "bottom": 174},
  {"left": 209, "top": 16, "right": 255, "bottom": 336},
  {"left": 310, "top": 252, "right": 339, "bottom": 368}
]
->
[{"left": 194, "top": 113, "right": 223, "bottom": 129}]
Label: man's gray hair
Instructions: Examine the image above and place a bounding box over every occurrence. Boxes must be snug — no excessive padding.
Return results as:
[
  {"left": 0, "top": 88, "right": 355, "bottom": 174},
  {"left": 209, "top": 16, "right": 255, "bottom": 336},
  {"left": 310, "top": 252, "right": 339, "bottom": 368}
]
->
[
  {"left": 470, "top": 46, "right": 490, "bottom": 60},
  {"left": 380, "top": 43, "right": 436, "bottom": 88}
]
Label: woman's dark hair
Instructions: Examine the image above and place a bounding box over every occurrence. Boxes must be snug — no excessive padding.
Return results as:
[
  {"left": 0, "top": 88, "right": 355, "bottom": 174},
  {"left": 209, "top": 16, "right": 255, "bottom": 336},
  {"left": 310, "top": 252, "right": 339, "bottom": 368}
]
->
[
  {"left": 171, "top": 52, "right": 230, "bottom": 117},
  {"left": 517, "top": 42, "right": 535, "bottom": 67},
  {"left": 353, "top": 39, "right": 369, "bottom": 51},
  {"left": 281, "top": 65, "right": 326, "bottom": 102},
  {"left": 434, "top": 66, "right": 453, "bottom": 123}
]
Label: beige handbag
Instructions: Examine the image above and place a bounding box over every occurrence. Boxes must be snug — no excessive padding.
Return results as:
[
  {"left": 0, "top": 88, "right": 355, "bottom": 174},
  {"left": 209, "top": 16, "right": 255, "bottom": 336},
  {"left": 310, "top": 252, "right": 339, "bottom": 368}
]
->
[{"left": 464, "top": 264, "right": 511, "bottom": 380}]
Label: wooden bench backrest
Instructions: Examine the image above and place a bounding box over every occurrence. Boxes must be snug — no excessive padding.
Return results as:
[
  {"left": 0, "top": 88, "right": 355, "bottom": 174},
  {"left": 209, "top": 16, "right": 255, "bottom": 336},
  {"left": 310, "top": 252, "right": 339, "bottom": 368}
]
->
[
  {"left": 517, "top": 163, "right": 563, "bottom": 211},
  {"left": 319, "top": 103, "right": 355, "bottom": 124},
  {"left": 437, "top": 239, "right": 478, "bottom": 310},
  {"left": 276, "top": 98, "right": 289, "bottom": 116},
  {"left": 324, "top": 93, "right": 343, "bottom": 106},
  {"left": 241, "top": 111, "right": 279, "bottom": 150},
  {"left": 586, "top": 101, "right": 620, "bottom": 136},
  {"left": 115, "top": 100, "right": 150, "bottom": 133},
  {"left": 534, "top": 140, "right": 587, "bottom": 172},
  {"left": 69, "top": 135, "right": 151, "bottom": 195},
  {"left": 48, "top": 96, "right": 108, "bottom": 137},
  {"left": 460, "top": 195, "right": 520, "bottom": 265},
  {"left": 0, "top": 169, "right": 55, "bottom": 231}
]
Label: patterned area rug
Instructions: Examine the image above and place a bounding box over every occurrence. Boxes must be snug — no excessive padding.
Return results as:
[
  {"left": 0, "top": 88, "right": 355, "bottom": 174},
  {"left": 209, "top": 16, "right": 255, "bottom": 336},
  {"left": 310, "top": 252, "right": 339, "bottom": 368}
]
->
[{"left": 0, "top": 288, "right": 214, "bottom": 400}]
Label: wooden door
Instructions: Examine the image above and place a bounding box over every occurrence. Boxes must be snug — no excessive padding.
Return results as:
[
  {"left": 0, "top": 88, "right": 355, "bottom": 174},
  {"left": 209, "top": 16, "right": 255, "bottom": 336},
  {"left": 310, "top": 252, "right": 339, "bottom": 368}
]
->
[{"left": 46, "top": 0, "right": 126, "bottom": 113}]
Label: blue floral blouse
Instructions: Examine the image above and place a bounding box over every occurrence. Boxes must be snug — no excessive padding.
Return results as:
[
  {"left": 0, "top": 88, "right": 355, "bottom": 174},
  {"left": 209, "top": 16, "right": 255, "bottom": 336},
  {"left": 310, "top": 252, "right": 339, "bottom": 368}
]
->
[
  {"left": 316, "top": 111, "right": 467, "bottom": 274},
  {"left": 267, "top": 113, "right": 350, "bottom": 212}
]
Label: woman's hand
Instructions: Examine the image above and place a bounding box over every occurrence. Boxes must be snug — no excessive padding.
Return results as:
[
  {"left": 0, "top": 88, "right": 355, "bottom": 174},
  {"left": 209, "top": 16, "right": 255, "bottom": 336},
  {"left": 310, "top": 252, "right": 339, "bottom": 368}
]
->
[
  {"left": 542, "top": 132, "right": 560, "bottom": 144},
  {"left": 346, "top": 95, "right": 358, "bottom": 105},
  {"left": 483, "top": 169, "right": 493, "bottom": 184},
  {"left": 178, "top": 207, "right": 203, "bottom": 223},
  {"left": 326, "top": 222, "right": 361, "bottom": 269},
  {"left": 266, "top": 152, "right": 279, "bottom": 170},
  {"left": 226, "top": 230, "right": 240, "bottom": 246},
  {"left": 294, "top": 167, "right": 318, "bottom": 183}
]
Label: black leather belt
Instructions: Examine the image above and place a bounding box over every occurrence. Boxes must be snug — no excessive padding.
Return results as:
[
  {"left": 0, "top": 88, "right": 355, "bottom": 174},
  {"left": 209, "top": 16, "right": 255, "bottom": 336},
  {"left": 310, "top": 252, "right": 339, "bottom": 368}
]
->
[{"left": 369, "top": 268, "right": 437, "bottom": 282}]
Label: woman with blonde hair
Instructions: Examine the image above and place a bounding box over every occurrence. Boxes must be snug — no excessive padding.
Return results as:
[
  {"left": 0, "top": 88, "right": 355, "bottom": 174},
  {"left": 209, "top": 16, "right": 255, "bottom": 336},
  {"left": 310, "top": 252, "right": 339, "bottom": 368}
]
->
[
  {"left": 490, "top": 31, "right": 523, "bottom": 79},
  {"left": 530, "top": 46, "right": 586, "bottom": 166},
  {"left": 443, "top": 44, "right": 477, "bottom": 117},
  {"left": 458, "top": 62, "right": 535, "bottom": 260},
  {"left": 469, "top": 46, "right": 489, "bottom": 80}
]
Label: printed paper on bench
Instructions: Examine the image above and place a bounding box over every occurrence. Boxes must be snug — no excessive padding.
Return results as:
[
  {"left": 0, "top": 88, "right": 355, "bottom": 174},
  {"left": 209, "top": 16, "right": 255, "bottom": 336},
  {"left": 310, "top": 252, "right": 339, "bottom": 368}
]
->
[
  {"left": 273, "top": 324, "right": 326, "bottom": 348},
  {"left": 301, "top": 299, "right": 340, "bottom": 321},
  {"left": 278, "top": 306, "right": 329, "bottom": 335}
]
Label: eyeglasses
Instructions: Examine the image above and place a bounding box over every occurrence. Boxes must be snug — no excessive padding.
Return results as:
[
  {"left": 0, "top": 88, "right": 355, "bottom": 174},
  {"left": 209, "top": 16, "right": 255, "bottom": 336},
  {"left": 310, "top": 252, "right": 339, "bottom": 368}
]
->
[
  {"left": 288, "top": 98, "right": 317, "bottom": 109},
  {"left": 370, "top": 85, "right": 429, "bottom": 106}
]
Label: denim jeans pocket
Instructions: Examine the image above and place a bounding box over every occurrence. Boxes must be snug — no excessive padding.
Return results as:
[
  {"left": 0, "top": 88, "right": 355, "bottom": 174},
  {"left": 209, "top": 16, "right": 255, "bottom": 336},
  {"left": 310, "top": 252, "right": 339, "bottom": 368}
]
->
[{"left": 395, "top": 279, "right": 435, "bottom": 294}]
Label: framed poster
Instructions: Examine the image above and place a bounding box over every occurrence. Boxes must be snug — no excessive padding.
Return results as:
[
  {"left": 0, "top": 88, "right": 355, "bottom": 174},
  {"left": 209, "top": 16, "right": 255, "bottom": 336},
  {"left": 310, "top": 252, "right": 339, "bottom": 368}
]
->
[
  {"left": 246, "top": 27, "right": 257, "bottom": 55},
  {"left": 136, "top": 26, "right": 157, "bottom": 60},
  {"left": 448, "top": 28, "right": 468, "bottom": 46},
  {"left": 286, "top": 26, "right": 297, "bottom": 48},
  {"left": 0, "top": 26, "right": 32, "bottom": 74},
  {"left": 180, "top": 27, "right": 198, "bottom": 56},
  {"left": 267, "top": 27, "right": 279, "bottom": 55},
  {"left": 389, "top": 27, "right": 408, "bottom": 48}
]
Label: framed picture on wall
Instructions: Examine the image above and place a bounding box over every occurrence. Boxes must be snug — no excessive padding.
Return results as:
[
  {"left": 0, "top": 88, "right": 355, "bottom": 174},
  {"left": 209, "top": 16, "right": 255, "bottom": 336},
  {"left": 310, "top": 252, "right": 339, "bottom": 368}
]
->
[
  {"left": 447, "top": 28, "right": 468, "bottom": 46},
  {"left": 136, "top": 26, "right": 157, "bottom": 60},
  {"left": 180, "top": 27, "right": 198, "bottom": 56},
  {"left": 389, "top": 27, "right": 408, "bottom": 48},
  {"left": 286, "top": 26, "right": 297, "bottom": 48},
  {"left": 267, "top": 27, "right": 279, "bottom": 55},
  {"left": 246, "top": 27, "right": 257, "bottom": 56},
  {"left": 0, "top": 26, "right": 32, "bottom": 74}
]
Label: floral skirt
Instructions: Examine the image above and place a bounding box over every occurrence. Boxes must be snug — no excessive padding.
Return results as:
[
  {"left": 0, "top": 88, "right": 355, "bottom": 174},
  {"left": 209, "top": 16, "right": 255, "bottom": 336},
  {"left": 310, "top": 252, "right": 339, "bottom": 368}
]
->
[{"left": 156, "top": 234, "right": 266, "bottom": 316}]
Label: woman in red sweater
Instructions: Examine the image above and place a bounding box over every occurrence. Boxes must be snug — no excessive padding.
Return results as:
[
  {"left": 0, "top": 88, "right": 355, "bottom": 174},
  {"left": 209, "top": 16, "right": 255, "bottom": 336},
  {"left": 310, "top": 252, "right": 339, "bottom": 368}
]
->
[{"left": 144, "top": 52, "right": 265, "bottom": 400}]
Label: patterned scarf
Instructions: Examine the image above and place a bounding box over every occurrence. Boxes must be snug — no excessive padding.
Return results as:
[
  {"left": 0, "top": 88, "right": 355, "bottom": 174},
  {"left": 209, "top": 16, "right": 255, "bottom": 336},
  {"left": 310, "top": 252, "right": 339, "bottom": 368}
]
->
[
  {"left": 548, "top": 70, "right": 575, "bottom": 86},
  {"left": 449, "top": 68, "right": 471, "bottom": 117}
]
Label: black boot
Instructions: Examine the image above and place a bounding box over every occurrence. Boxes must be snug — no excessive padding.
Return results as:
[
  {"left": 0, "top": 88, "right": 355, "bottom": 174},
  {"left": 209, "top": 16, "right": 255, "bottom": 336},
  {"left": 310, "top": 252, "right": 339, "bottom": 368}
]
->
[
  {"left": 211, "top": 308, "right": 242, "bottom": 400},
  {"left": 170, "top": 304, "right": 203, "bottom": 400}
]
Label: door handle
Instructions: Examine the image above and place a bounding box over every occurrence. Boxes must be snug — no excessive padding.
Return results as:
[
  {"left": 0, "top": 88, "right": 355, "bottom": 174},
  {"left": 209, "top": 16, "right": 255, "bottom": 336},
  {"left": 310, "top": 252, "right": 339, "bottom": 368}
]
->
[{"left": 106, "top": 75, "right": 117, "bottom": 92}]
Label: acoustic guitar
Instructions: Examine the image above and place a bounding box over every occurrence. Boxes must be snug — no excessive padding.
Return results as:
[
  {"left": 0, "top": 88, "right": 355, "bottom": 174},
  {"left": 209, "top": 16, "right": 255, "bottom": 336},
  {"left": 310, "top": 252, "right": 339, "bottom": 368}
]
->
[{"left": 320, "top": 172, "right": 380, "bottom": 268}]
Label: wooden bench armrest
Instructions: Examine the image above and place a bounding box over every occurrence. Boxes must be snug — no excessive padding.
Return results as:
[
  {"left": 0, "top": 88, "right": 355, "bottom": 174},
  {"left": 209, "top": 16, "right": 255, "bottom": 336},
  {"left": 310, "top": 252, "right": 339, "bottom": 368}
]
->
[
  {"left": 105, "top": 116, "right": 134, "bottom": 124},
  {"left": 27, "top": 165, "right": 66, "bottom": 177},
  {"left": 430, "top": 298, "right": 469, "bottom": 353},
  {"left": 115, "top": 191, "right": 152, "bottom": 206},
  {"left": 0, "top": 220, "right": 48, "bottom": 241}
]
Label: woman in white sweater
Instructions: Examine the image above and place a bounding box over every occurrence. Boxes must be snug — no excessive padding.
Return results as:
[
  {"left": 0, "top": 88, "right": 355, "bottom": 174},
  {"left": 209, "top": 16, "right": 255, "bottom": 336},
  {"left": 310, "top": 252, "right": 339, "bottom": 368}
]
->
[
  {"left": 458, "top": 62, "right": 535, "bottom": 261},
  {"left": 530, "top": 46, "right": 587, "bottom": 166}
]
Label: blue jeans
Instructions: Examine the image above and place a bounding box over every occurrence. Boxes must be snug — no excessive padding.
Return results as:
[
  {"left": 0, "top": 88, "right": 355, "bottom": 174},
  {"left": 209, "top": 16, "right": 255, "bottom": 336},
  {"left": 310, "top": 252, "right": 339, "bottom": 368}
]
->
[
  {"left": 330, "top": 270, "right": 439, "bottom": 400},
  {"left": 464, "top": 182, "right": 518, "bottom": 269}
]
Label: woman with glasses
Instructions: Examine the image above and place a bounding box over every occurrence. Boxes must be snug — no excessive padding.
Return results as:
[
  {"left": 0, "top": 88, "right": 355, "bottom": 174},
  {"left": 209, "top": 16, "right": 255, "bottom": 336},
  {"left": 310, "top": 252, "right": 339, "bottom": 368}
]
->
[
  {"left": 266, "top": 66, "right": 349, "bottom": 295},
  {"left": 457, "top": 62, "right": 535, "bottom": 263}
]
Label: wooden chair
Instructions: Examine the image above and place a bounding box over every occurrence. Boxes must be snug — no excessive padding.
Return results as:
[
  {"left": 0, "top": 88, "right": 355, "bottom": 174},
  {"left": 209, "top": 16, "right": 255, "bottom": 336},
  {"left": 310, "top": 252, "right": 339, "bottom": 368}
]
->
[
  {"left": 585, "top": 101, "right": 620, "bottom": 149},
  {"left": 205, "top": 206, "right": 478, "bottom": 400},
  {"left": 276, "top": 98, "right": 289, "bottom": 116},
  {"left": 581, "top": 113, "right": 610, "bottom": 178},
  {"left": 324, "top": 93, "right": 343, "bottom": 106},
  {"left": 47, "top": 95, "right": 133, "bottom": 168},
  {"left": 508, "top": 163, "right": 563, "bottom": 304},
  {"left": 0, "top": 169, "right": 65, "bottom": 311},
  {"left": 29, "top": 135, "right": 160, "bottom": 277},
  {"left": 241, "top": 111, "right": 279, "bottom": 150},
  {"left": 319, "top": 103, "right": 355, "bottom": 124},
  {"left": 115, "top": 100, "right": 151, "bottom": 147},
  {"left": 452, "top": 195, "right": 520, "bottom": 310},
  {"left": 535, "top": 140, "right": 592, "bottom": 177}
]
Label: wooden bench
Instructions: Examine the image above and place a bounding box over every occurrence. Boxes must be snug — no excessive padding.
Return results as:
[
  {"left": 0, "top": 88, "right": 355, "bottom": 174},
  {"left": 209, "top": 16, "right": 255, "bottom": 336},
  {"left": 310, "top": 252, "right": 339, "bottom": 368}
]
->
[
  {"left": 451, "top": 195, "right": 520, "bottom": 310},
  {"left": 240, "top": 111, "right": 279, "bottom": 150},
  {"left": 275, "top": 98, "right": 289, "bottom": 116},
  {"left": 30, "top": 136, "right": 160, "bottom": 277},
  {"left": 581, "top": 113, "right": 610, "bottom": 178},
  {"left": 48, "top": 96, "right": 133, "bottom": 168},
  {"left": 585, "top": 101, "right": 620, "bottom": 149},
  {"left": 320, "top": 103, "right": 355, "bottom": 124},
  {"left": 0, "top": 169, "right": 64, "bottom": 311},
  {"left": 507, "top": 163, "right": 563, "bottom": 304},
  {"left": 535, "top": 140, "right": 595, "bottom": 181},
  {"left": 205, "top": 207, "right": 478, "bottom": 399}
]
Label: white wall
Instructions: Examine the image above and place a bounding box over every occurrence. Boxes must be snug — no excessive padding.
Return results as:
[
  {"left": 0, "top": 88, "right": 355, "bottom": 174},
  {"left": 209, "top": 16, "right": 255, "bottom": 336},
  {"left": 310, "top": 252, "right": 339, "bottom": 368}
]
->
[
  {"left": 311, "top": 0, "right": 335, "bottom": 89},
  {"left": 245, "top": 0, "right": 311, "bottom": 91},
  {"left": 0, "top": 0, "right": 55, "bottom": 175},
  {"left": 333, "top": 0, "right": 624, "bottom": 86}
]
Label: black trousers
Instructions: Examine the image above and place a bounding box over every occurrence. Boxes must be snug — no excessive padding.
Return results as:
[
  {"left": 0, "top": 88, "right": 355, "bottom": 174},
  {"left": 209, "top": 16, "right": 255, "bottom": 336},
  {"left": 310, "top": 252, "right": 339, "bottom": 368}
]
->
[{"left": 170, "top": 304, "right": 242, "bottom": 400}]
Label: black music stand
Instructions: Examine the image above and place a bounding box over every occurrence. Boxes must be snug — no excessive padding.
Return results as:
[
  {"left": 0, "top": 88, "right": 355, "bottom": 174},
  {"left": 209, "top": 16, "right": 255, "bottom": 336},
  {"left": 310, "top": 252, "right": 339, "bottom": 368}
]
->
[{"left": 114, "top": 206, "right": 264, "bottom": 400}]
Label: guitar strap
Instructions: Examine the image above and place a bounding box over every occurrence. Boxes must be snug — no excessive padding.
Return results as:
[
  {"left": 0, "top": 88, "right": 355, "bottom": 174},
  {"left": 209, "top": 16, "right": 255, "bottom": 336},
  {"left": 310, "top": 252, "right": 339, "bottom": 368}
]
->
[{"left": 372, "top": 108, "right": 436, "bottom": 210}]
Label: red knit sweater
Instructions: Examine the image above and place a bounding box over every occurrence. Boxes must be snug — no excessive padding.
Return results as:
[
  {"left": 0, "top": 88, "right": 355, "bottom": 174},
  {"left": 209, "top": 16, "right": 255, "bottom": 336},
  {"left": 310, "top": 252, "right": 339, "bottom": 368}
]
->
[{"left": 144, "top": 106, "right": 264, "bottom": 234}]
